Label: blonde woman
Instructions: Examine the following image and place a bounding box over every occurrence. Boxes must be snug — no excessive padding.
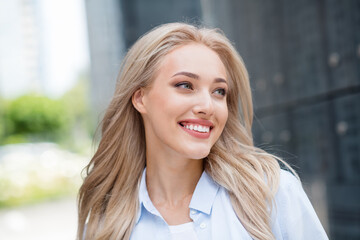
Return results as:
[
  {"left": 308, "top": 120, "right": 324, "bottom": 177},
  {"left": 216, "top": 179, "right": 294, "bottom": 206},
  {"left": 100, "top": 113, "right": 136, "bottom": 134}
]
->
[{"left": 78, "top": 23, "right": 328, "bottom": 240}]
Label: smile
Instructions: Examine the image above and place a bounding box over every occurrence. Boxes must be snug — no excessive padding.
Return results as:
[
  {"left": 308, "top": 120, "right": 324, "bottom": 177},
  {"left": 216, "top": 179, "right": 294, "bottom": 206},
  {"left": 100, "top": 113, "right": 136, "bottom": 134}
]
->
[
  {"left": 180, "top": 123, "right": 210, "bottom": 133},
  {"left": 178, "top": 120, "right": 214, "bottom": 139}
]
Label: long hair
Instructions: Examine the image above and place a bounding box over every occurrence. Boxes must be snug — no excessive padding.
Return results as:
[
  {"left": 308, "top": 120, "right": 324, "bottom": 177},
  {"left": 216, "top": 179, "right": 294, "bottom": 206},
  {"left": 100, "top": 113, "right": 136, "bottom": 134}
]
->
[{"left": 77, "top": 22, "right": 295, "bottom": 240}]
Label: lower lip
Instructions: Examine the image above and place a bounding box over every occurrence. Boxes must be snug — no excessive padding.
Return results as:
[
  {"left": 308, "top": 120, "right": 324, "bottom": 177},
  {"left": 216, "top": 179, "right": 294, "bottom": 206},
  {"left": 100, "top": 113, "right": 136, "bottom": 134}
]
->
[{"left": 178, "top": 124, "right": 211, "bottom": 139}]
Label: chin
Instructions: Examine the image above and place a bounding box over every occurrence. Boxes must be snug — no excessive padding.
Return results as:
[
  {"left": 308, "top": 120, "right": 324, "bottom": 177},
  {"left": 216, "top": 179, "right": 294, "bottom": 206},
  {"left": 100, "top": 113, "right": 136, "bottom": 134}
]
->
[{"left": 184, "top": 147, "right": 211, "bottom": 160}]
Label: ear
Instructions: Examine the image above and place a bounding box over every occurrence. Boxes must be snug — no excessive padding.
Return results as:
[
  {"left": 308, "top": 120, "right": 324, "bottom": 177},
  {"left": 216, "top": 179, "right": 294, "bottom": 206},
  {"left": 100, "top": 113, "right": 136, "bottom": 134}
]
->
[{"left": 132, "top": 88, "right": 147, "bottom": 114}]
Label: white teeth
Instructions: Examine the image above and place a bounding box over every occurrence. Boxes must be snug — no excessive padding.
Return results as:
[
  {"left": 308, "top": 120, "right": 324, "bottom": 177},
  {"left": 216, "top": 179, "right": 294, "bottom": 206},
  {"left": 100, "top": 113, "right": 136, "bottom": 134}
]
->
[{"left": 181, "top": 123, "right": 210, "bottom": 133}]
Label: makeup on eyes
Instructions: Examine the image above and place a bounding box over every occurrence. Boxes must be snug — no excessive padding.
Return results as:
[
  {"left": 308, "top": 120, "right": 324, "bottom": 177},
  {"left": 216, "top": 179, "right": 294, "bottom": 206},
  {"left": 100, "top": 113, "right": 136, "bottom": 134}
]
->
[
  {"left": 214, "top": 88, "right": 226, "bottom": 96},
  {"left": 170, "top": 71, "right": 228, "bottom": 97},
  {"left": 175, "top": 81, "right": 193, "bottom": 89},
  {"left": 173, "top": 80, "right": 227, "bottom": 98}
]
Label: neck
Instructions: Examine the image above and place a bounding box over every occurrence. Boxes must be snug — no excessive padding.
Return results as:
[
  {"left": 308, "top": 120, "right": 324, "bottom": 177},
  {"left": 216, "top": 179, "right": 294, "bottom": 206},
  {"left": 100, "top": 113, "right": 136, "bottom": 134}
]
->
[{"left": 146, "top": 152, "right": 204, "bottom": 207}]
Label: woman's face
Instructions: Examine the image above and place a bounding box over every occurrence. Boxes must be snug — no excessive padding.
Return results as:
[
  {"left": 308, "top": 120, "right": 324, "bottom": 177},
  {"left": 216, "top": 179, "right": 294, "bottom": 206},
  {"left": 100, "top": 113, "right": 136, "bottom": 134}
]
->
[{"left": 135, "top": 43, "right": 229, "bottom": 160}]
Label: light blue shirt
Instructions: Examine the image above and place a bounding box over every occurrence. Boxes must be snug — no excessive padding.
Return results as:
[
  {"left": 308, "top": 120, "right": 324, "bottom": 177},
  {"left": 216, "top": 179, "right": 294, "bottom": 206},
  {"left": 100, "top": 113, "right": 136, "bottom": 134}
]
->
[{"left": 130, "top": 169, "right": 328, "bottom": 240}]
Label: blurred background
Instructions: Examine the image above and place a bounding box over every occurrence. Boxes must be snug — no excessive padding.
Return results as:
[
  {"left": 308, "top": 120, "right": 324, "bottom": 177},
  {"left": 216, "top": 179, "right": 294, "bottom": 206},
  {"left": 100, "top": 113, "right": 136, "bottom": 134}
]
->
[
  {"left": 0, "top": 0, "right": 90, "bottom": 239},
  {"left": 0, "top": 0, "right": 359, "bottom": 239}
]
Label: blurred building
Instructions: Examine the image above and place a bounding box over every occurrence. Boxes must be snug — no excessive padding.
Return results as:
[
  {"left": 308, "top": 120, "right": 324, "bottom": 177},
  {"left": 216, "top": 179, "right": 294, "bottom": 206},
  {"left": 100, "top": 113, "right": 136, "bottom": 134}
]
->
[
  {"left": 0, "top": 0, "right": 89, "bottom": 99},
  {"left": 85, "top": 0, "right": 360, "bottom": 238},
  {"left": 0, "top": 0, "right": 44, "bottom": 97}
]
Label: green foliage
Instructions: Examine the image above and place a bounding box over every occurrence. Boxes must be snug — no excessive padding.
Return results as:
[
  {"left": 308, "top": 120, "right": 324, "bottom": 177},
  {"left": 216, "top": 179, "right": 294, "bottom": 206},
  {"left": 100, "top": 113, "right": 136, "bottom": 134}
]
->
[
  {"left": 9, "top": 95, "right": 67, "bottom": 134},
  {"left": 1, "top": 95, "right": 69, "bottom": 144},
  {"left": 0, "top": 175, "right": 78, "bottom": 208},
  {"left": 0, "top": 74, "right": 92, "bottom": 208},
  {"left": 1, "top": 134, "right": 28, "bottom": 145},
  {"left": 0, "top": 74, "right": 93, "bottom": 149}
]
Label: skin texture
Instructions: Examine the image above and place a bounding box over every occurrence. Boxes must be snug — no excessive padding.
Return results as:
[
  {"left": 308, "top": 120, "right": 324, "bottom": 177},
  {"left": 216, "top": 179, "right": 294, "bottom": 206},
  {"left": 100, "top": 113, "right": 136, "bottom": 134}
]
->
[{"left": 132, "top": 43, "right": 228, "bottom": 225}]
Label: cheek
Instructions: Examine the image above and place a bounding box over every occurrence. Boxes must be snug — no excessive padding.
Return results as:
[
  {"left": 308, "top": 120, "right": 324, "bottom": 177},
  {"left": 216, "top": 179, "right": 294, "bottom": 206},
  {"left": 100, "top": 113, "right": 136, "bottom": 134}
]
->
[
  {"left": 158, "top": 96, "right": 180, "bottom": 114},
  {"left": 147, "top": 89, "right": 170, "bottom": 111},
  {"left": 216, "top": 102, "right": 229, "bottom": 126},
  {"left": 147, "top": 90, "right": 187, "bottom": 123}
]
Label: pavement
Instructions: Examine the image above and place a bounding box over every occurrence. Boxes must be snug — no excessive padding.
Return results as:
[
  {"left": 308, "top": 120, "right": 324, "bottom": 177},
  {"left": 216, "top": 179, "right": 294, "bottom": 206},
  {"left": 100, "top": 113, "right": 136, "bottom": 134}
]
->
[{"left": 0, "top": 197, "right": 78, "bottom": 240}]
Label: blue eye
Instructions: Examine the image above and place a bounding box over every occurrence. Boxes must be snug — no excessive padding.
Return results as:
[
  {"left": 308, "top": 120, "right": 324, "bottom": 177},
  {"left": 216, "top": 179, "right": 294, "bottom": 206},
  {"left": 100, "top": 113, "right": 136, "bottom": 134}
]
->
[
  {"left": 214, "top": 88, "right": 226, "bottom": 96},
  {"left": 175, "top": 82, "right": 193, "bottom": 89}
]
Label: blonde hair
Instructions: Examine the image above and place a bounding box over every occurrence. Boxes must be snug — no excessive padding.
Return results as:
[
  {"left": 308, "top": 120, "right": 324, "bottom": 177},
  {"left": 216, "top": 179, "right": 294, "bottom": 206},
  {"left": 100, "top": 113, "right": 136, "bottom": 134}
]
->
[{"left": 78, "top": 22, "right": 295, "bottom": 240}]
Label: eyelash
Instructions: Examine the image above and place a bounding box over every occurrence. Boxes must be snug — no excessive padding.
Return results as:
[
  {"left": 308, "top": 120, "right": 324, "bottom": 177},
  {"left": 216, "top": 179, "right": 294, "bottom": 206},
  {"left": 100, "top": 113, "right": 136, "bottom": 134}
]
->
[
  {"left": 214, "top": 88, "right": 226, "bottom": 96},
  {"left": 175, "top": 82, "right": 193, "bottom": 90},
  {"left": 175, "top": 82, "right": 227, "bottom": 96}
]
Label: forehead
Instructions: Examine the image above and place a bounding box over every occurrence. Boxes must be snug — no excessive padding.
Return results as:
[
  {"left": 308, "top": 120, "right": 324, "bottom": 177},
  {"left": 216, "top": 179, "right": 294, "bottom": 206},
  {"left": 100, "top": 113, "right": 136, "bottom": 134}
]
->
[{"left": 156, "top": 43, "right": 227, "bottom": 80}]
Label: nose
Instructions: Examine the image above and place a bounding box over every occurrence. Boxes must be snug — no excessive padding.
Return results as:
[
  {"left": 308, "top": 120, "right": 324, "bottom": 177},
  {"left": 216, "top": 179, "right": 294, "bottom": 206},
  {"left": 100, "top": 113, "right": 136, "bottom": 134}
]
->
[{"left": 192, "top": 90, "right": 214, "bottom": 117}]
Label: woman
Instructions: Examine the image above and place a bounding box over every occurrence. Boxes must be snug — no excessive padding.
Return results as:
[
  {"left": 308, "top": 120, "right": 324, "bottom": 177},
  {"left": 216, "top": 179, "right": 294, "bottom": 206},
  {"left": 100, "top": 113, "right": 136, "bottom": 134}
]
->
[{"left": 78, "top": 23, "right": 328, "bottom": 240}]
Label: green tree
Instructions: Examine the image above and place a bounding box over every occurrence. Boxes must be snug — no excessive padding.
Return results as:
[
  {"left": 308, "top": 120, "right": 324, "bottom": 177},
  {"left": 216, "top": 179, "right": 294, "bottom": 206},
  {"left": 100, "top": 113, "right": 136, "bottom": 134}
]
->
[{"left": 1, "top": 94, "right": 69, "bottom": 144}]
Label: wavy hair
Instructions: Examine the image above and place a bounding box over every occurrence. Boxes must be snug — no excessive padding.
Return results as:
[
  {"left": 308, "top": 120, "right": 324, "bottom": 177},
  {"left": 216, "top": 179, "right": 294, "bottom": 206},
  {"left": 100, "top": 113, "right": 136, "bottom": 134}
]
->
[{"left": 77, "top": 22, "right": 295, "bottom": 240}]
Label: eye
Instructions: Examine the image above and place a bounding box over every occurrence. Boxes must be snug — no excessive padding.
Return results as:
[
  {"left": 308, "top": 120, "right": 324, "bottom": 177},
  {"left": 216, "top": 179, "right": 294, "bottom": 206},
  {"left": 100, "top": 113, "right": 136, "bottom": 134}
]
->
[
  {"left": 175, "top": 82, "right": 193, "bottom": 90},
  {"left": 214, "top": 88, "right": 226, "bottom": 96}
]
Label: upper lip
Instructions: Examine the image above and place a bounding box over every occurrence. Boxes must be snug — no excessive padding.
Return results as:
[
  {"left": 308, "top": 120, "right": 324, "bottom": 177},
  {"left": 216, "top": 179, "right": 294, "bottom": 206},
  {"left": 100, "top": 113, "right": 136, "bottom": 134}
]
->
[{"left": 178, "top": 119, "right": 214, "bottom": 128}]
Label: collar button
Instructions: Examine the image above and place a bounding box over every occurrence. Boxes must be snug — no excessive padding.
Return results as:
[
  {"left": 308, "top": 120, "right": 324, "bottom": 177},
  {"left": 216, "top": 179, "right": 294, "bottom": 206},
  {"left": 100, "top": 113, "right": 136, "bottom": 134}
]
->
[{"left": 200, "top": 222, "right": 206, "bottom": 229}]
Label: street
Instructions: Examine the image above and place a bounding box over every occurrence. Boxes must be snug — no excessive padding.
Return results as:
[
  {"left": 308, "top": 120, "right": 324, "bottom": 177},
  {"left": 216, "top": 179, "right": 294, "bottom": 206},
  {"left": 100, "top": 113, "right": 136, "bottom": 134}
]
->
[{"left": 0, "top": 197, "right": 77, "bottom": 240}]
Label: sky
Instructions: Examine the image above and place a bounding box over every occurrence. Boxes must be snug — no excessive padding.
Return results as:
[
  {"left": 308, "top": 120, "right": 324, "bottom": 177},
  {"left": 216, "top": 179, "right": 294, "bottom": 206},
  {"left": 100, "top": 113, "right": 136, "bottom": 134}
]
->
[{"left": 0, "top": 0, "right": 89, "bottom": 99}]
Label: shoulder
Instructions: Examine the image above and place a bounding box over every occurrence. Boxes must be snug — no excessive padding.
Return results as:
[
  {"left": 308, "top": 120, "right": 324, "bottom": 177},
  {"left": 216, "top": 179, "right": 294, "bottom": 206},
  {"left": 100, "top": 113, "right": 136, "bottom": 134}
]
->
[
  {"left": 277, "top": 169, "right": 302, "bottom": 197},
  {"left": 272, "top": 170, "right": 328, "bottom": 240},
  {"left": 275, "top": 169, "right": 314, "bottom": 218}
]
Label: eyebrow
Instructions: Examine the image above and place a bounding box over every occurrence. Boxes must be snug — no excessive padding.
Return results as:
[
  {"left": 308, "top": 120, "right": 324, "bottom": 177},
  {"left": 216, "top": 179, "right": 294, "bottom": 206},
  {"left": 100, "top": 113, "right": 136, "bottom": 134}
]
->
[{"left": 172, "top": 71, "right": 227, "bottom": 84}]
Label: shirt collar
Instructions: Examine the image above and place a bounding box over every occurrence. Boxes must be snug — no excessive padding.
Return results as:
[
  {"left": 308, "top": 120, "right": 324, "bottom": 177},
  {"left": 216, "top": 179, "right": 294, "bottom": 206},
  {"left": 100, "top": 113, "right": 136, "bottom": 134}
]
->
[
  {"left": 136, "top": 168, "right": 150, "bottom": 224},
  {"left": 189, "top": 170, "right": 220, "bottom": 215},
  {"left": 136, "top": 168, "right": 220, "bottom": 223}
]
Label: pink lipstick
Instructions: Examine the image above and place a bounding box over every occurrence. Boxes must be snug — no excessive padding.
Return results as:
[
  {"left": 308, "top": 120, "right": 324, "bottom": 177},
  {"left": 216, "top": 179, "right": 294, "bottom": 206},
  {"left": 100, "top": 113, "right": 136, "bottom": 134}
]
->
[{"left": 178, "top": 119, "right": 214, "bottom": 139}]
